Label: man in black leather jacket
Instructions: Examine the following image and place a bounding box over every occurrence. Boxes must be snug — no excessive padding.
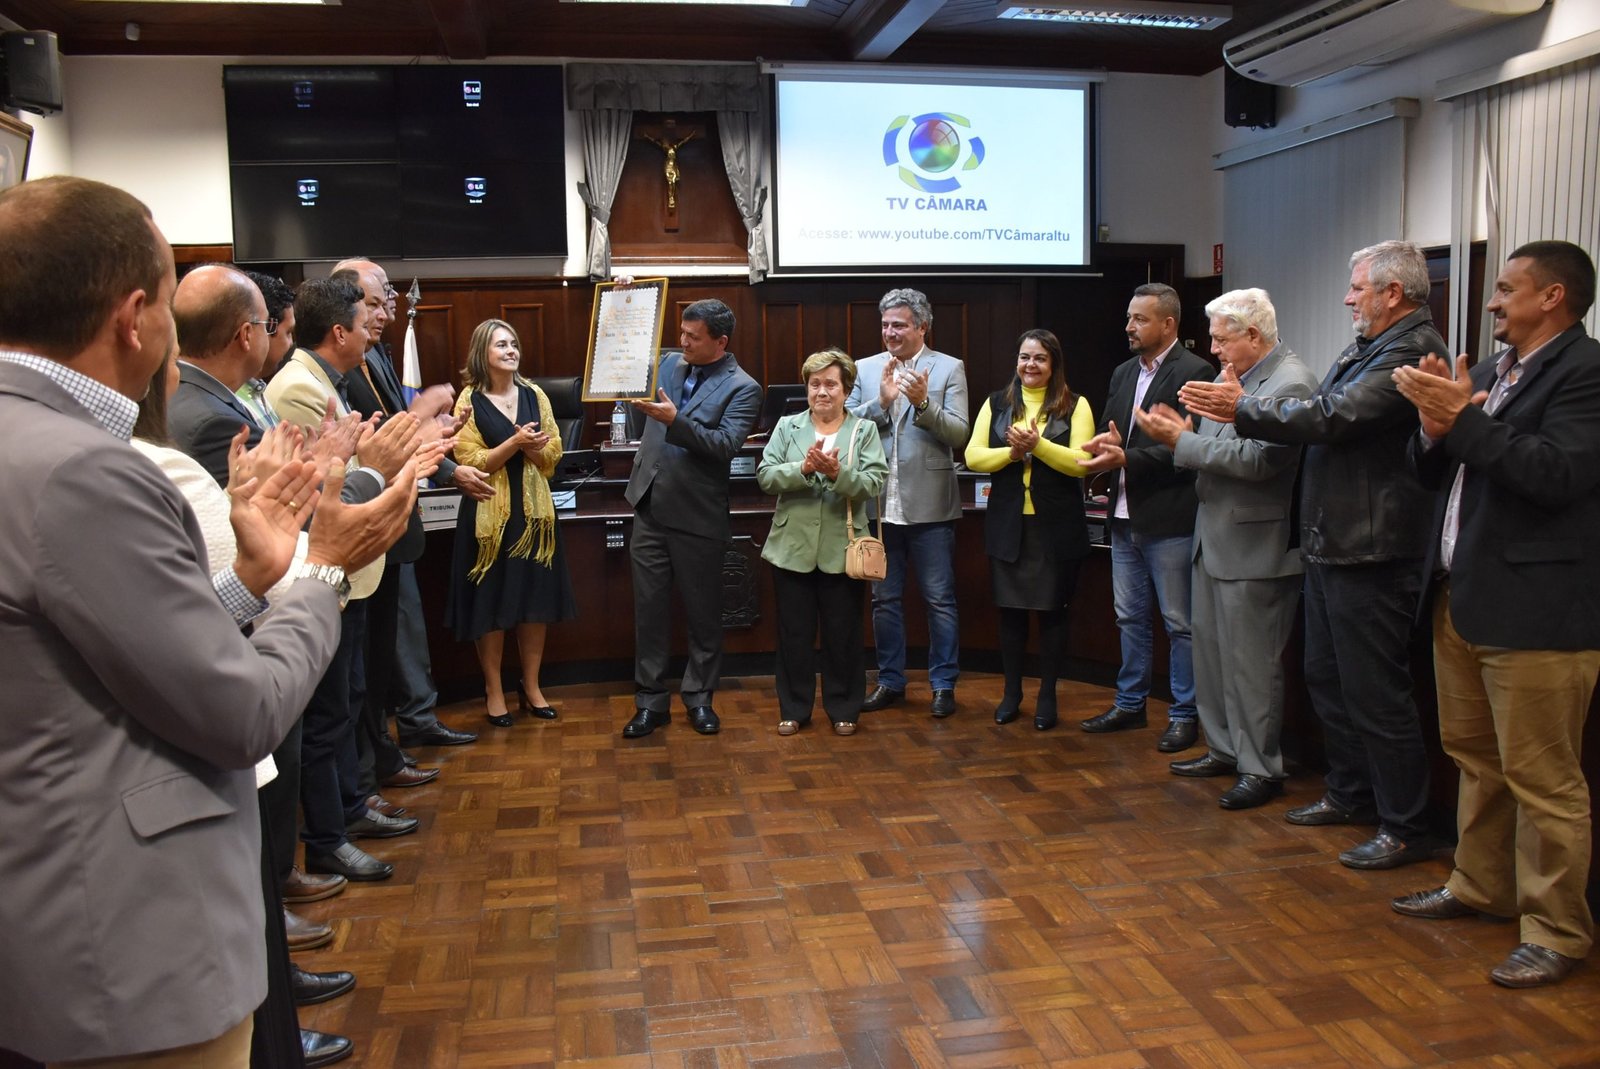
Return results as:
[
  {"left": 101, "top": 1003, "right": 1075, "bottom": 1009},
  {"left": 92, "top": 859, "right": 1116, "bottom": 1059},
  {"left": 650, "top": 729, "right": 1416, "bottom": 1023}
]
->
[{"left": 1181, "top": 240, "right": 1442, "bottom": 871}]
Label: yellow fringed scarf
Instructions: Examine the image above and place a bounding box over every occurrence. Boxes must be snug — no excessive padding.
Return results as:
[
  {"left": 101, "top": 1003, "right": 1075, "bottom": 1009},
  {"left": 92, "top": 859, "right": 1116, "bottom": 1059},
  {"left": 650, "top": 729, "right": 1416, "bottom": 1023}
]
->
[{"left": 455, "top": 383, "right": 559, "bottom": 583}]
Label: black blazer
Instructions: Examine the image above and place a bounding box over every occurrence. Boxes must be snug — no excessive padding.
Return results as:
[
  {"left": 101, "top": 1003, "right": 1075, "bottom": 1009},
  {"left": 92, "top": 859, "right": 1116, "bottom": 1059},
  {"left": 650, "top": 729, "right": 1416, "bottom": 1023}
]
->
[
  {"left": 1409, "top": 324, "right": 1600, "bottom": 650},
  {"left": 343, "top": 344, "right": 426, "bottom": 563},
  {"left": 1099, "top": 344, "right": 1216, "bottom": 538},
  {"left": 983, "top": 389, "right": 1091, "bottom": 564}
]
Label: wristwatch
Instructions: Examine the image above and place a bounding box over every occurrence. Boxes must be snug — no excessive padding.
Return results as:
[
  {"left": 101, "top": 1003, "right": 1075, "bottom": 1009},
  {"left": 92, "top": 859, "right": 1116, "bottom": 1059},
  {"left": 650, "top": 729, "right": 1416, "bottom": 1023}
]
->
[
  {"left": 915, "top": 398, "right": 930, "bottom": 414},
  {"left": 291, "top": 561, "right": 350, "bottom": 610}
]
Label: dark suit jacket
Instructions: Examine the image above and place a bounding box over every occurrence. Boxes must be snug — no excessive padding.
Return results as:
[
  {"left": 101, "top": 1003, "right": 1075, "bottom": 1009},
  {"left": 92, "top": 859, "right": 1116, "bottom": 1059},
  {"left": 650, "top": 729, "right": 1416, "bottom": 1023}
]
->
[
  {"left": 343, "top": 344, "right": 425, "bottom": 563},
  {"left": 1409, "top": 324, "right": 1600, "bottom": 649},
  {"left": 169, "top": 361, "right": 263, "bottom": 487},
  {"left": 0, "top": 361, "right": 342, "bottom": 1061},
  {"left": 625, "top": 351, "right": 762, "bottom": 541},
  {"left": 1100, "top": 343, "right": 1216, "bottom": 537}
]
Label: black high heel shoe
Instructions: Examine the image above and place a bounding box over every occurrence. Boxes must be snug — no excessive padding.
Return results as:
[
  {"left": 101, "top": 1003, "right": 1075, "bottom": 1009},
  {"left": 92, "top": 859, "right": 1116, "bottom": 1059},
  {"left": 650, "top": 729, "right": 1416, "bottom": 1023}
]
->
[{"left": 519, "top": 692, "right": 557, "bottom": 721}]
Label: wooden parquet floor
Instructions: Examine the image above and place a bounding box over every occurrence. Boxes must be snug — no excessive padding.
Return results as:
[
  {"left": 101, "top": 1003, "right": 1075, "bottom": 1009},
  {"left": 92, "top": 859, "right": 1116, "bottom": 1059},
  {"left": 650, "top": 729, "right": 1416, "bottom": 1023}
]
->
[{"left": 293, "top": 675, "right": 1600, "bottom": 1069}]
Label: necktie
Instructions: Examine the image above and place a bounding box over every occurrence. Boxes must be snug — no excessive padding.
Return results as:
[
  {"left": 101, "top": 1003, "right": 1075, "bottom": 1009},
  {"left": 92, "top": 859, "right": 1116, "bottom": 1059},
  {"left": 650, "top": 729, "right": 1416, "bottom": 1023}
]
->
[{"left": 681, "top": 368, "right": 700, "bottom": 405}]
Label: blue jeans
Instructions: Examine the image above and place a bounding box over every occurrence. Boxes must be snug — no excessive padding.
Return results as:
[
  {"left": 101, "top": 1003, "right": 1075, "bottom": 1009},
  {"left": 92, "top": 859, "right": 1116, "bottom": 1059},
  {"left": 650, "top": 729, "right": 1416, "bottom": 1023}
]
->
[
  {"left": 1109, "top": 521, "right": 1196, "bottom": 720},
  {"left": 871, "top": 521, "right": 960, "bottom": 691}
]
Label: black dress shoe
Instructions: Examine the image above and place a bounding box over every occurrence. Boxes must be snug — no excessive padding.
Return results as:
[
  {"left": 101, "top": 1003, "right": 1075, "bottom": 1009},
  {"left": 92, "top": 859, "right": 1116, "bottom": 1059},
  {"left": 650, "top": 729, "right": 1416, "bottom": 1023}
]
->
[
  {"left": 1391, "top": 885, "right": 1477, "bottom": 920},
  {"left": 1285, "top": 795, "right": 1377, "bottom": 826},
  {"left": 1170, "top": 752, "right": 1235, "bottom": 777},
  {"left": 1156, "top": 719, "right": 1198, "bottom": 752},
  {"left": 1490, "top": 943, "right": 1580, "bottom": 988},
  {"left": 622, "top": 708, "right": 670, "bottom": 738},
  {"left": 861, "top": 685, "right": 904, "bottom": 712},
  {"left": 688, "top": 706, "right": 720, "bottom": 734},
  {"left": 1339, "top": 831, "right": 1435, "bottom": 870},
  {"left": 1218, "top": 774, "right": 1284, "bottom": 810},
  {"left": 346, "top": 808, "right": 419, "bottom": 839},
  {"left": 305, "top": 842, "right": 393, "bottom": 882},
  {"left": 930, "top": 689, "right": 956, "bottom": 718},
  {"left": 291, "top": 964, "right": 356, "bottom": 1005},
  {"left": 364, "top": 793, "right": 407, "bottom": 819},
  {"left": 1033, "top": 694, "right": 1057, "bottom": 731},
  {"left": 520, "top": 693, "right": 558, "bottom": 720},
  {"left": 993, "top": 699, "right": 1021, "bottom": 725},
  {"left": 398, "top": 723, "right": 478, "bottom": 747},
  {"left": 301, "top": 1029, "right": 353, "bottom": 1069},
  {"left": 284, "top": 908, "right": 333, "bottom": 951},
  {"left": 1080, "top": 704, "right": 1147, "bottom": 733}
]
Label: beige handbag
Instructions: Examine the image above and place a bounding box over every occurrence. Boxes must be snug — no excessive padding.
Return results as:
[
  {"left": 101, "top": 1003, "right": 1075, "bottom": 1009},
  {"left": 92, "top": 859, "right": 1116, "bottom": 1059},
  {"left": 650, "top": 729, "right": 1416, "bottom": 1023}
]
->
[{"left": 841, "top": 423, "right": 886, "bottom": 581}]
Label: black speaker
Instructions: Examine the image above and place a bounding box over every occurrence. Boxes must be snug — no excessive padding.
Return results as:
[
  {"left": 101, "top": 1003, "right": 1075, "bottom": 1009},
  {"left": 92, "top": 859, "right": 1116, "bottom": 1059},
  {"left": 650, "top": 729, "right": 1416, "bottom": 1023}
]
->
[
  {"left": 2, "top": 30, "right": 63, "bottom": 115},
  {"left": 1224, "top": 68, "right": 1275, "bottom": 129}
]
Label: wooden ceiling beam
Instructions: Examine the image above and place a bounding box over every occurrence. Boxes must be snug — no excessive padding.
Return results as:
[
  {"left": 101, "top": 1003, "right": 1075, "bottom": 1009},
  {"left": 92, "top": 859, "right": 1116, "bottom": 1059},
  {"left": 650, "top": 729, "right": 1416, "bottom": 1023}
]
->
[
  {"left": 844, "top": 0, "right": 950, "bottom": 61},
  {"left": 423, "top": 0, "right": 487, "bottom": 60}
]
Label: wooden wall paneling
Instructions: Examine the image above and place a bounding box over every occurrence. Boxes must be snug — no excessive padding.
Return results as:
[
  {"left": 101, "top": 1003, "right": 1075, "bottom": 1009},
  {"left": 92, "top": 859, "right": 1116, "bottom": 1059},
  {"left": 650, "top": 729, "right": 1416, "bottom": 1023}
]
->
[
  {"left": 610, "top": 112, "right": 748, "bottom": 265},
  {"left": 411, "top": 303, "right": 459, "bottom": 391},
  {"left": 498, "top": 302, "right": 549, "bottom": 376},
  {"left": 759, "top": 301, "right": 806, "bottom": 385},
  {"left": 846, "top": 298, "right": 884, "bottom": 362}
]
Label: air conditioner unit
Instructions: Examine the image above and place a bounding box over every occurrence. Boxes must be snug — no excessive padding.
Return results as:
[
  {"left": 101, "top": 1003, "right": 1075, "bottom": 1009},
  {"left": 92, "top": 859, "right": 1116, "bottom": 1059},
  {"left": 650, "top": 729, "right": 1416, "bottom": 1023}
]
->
[{"left": 1224, "top": 0, "right": 1545, "bottom": 87}]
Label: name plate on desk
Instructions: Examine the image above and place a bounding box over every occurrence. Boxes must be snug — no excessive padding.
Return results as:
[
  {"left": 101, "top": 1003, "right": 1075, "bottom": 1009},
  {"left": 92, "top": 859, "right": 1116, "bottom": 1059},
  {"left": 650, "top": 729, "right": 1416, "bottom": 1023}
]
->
[
  {"left": 729, "top": 456, "right": 757, "bottom": 477},
  {"left": 972, "top": 480, "right": 991, "bottom": 509},
  {"left": 419, "top": 491, "right": 461, "bottom": 532}
]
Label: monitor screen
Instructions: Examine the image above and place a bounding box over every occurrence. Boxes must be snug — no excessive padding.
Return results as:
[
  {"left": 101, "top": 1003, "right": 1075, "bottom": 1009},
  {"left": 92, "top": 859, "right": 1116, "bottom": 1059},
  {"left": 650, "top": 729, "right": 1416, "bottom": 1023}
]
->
[
  {"left": 396, "top": 65, "right": 565, "bottom": 162},
  {"left": 400, "top": 160, "right": 567, "bottom": 258},
  {"left": 224, "top": 66, "right": 396, "bottom": 163},
  {"left": 229, "top": 163, "right": 401, "bottom": 262},
  {"left": 758, "top": 383, "right": 809, "bottom": 433},
  {"left": 772, "top": 68, "right": 1094, "bottom": 274}
]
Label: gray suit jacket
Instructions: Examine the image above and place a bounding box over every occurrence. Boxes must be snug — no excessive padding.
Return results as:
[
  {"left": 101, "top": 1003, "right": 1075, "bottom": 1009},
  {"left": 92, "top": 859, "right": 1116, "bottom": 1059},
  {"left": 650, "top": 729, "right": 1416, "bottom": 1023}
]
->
[
  {"left": 1173, "top": 344, "right": 1319, "bottom": 580},
  {"left": 0, "top": 361, "right": 342, "bottom": 1061},
  {"left": 847, "top": 347, "right": 970, "bottom": 524},
  {"left": 625, "top": 351, "right": 762, "bottom": 541},
  {"left": 169, "top": 360, "right": 264, "bottom": 487}
]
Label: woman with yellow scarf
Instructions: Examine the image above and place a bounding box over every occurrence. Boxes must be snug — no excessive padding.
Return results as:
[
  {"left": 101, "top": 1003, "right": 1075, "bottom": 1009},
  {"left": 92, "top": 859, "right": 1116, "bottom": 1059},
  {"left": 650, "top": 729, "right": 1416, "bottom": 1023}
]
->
[{"left": 446, "top": 319, "right": 576, "bottom": 728}]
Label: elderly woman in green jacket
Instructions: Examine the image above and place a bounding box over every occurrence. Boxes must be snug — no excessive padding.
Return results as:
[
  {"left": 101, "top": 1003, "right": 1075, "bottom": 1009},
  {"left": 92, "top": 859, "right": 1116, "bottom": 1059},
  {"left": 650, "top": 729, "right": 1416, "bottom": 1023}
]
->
[{"left": 758, "top": 349, "right": 889, "bottom": 737}]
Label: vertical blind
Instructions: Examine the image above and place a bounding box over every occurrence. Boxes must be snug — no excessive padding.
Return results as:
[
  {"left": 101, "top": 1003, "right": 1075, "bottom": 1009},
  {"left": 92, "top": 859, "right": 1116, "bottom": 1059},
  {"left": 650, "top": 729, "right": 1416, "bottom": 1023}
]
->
[
  {"left": 1451, "top": 58, "right": 1600, "bottom": 355},
  {"left": 1221, "top": 119, "right": 1407, "bottom": 377}
]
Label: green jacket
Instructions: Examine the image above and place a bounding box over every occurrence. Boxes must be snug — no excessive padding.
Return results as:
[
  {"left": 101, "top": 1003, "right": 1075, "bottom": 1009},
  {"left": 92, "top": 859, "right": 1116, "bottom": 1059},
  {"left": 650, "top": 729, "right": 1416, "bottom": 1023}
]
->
[{"left": 758, "top": 412, "right": 888, "bottom": 574}]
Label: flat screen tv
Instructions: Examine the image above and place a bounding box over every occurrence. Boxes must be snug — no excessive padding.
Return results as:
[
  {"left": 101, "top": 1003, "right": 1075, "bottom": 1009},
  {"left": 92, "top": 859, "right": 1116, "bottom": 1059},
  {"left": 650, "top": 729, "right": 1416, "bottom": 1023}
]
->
[
  {"left": 224, "top": 66, "right": 396, "bottom": 163},
  {"left": 772, "top": 66, "right": 1095, "bottom": 275},
  {"left": 400, "top": 160, "right": 567, "bottom": 258},
  {"left": 396, "top": 65, "right": 565, "bottom": 161},
  {"left": 229, "top": 163, "right": 401, "bottom": 262}
]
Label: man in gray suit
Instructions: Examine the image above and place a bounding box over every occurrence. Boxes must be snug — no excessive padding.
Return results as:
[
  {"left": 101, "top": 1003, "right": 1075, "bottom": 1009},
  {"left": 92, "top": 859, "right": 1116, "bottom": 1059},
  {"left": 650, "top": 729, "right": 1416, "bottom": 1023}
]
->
[
  {"left": 1134, "top": 289, "right": 1319, "bottom": 809},
  {"left": 622, "top": 297, "right": 763, "bottom": 738},
  {"left": 849, "top": 288, "right": 970, "bottom": 718},
  {"left": 0, "top": 175, "right": 414, "bottom": 1065}
]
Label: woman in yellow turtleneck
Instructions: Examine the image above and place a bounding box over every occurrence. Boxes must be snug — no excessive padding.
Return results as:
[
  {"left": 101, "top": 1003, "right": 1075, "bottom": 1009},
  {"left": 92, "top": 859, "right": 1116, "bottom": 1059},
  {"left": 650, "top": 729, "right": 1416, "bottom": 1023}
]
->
[{"left": 964, "top": 329, "right": 1095, "bottom": 730}]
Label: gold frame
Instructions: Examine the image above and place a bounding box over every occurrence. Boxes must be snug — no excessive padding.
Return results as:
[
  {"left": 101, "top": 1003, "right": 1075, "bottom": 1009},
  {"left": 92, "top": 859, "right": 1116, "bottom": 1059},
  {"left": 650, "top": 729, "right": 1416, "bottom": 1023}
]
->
[
  {"left": 581, "top": 277, "right": 670, "bottom": 403},
  {"left": 0, "top": 112, "right": 35, "bottom": 191}
]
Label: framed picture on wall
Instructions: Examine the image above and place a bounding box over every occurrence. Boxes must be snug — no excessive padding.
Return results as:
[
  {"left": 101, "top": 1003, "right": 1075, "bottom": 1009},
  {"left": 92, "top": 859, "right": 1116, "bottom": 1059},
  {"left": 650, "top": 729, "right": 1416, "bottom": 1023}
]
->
[{"left": 0, "top": 112, "right": 33, "bottom": 191}]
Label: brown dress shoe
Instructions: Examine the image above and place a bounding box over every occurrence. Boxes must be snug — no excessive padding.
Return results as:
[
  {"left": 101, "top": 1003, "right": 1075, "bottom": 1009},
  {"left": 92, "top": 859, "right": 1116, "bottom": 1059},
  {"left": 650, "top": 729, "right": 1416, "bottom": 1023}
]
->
[
  {"left": 282, "top": 866, "right": 347, "bottom": 904},
  {"left": 1391, "top": 885, "right": 1476, "bottom": 920},
  {"left": 284, "top": 908, "right": 334, "bottom": 951},
  {"left": 364, "top": 793, "right": 407, "bottom": 818},
  {"left": 381, "top": 765, "right": 440, "bottom": 789},
  {"left": 1490, "top": 943, "right": 1579, "bottom": 988}
]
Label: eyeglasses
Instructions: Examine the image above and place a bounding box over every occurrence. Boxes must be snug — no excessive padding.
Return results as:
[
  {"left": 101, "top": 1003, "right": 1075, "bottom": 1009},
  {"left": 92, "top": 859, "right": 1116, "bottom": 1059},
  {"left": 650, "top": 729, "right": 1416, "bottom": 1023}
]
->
[
  {"left": 383, "top": 284, "right": 398, "bottom": 299},
  {"left": 249, "top": 317, "right": 280, "bottom": 336}
]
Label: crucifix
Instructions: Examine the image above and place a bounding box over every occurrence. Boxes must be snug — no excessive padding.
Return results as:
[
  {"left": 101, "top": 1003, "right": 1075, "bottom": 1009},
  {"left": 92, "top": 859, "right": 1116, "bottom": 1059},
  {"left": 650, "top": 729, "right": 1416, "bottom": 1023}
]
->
[{"left": 636, "top": 118, "right": 703, "bottom": 231}]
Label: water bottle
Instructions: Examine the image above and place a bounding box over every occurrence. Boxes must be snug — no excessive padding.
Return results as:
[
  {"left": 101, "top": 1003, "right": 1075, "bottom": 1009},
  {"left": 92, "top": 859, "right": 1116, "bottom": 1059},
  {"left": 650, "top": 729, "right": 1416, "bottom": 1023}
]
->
[{"left": 610, "top": 400, "right": 627, "bottom": 444}]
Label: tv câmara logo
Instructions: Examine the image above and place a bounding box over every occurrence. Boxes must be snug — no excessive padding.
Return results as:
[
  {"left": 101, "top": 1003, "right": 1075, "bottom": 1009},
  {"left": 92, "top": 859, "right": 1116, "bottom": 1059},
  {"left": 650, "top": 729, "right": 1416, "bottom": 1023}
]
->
[{"left": 882, "top": 112, "right": 986, "bottom": 193}]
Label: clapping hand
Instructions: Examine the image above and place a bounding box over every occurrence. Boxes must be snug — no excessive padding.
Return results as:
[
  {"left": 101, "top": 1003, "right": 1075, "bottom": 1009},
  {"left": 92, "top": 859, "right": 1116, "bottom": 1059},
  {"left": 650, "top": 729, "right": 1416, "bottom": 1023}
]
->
[
  {"left": 802, "top": 439, "right": 841, "bottom": 479},
  {"left": 1178, "top": 363, "right": 1243, "bottom": 423},
  {"left": 1132, "top": 403, "right": 1191, "bottom": 450},
  {"left": 1004, "top": 423, "right": 1040, "bottom": 461},
  {"left": 1393, "top": 352, "right": 1486, "bottom": 439},
  {"left": 1080, "top": 420, "right": 1127, "bottom": 473}
]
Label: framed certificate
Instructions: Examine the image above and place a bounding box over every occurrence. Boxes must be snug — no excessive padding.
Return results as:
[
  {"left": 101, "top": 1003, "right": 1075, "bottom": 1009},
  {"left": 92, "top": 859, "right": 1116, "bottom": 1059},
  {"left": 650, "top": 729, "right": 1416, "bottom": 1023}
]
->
[
  {"left": 582, "top": 277, "right": 670, "bottom": 402},
  {"left": 0, "top": 113, "right": 33, "bottom": 192}
]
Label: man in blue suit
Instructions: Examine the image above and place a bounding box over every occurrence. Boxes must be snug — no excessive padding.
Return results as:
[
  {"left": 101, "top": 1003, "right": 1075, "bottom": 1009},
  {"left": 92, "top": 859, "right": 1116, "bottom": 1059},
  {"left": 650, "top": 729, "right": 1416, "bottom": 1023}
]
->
[{"left": 622, "top": 298, "right": 762, "bottom": 737}]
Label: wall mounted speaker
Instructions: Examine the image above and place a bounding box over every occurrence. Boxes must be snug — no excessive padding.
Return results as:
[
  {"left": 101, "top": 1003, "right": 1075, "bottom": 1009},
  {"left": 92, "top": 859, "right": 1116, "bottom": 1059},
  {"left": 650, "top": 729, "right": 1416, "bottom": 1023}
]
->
[
  {"left": 2, "top": 31, "right": 63, "bottom": 115},
  {"left": 1224, "top": 68, "right": 1275, "bottom": 130}
]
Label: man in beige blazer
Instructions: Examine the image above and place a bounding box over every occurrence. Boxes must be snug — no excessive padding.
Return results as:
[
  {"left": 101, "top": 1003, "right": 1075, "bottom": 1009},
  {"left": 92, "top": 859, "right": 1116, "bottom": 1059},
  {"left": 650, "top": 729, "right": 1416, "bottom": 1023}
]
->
[
  {"left": 266, "top": 275, "right": 426, "bottom": 881},
  {"left": 0, "top": 175, "right": 415, "bottom": 1064}
]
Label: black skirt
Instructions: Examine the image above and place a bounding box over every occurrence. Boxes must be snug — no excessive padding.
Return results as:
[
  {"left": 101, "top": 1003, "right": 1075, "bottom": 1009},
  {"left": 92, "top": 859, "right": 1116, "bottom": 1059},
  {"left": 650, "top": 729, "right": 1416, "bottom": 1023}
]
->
[{"left": 990, "top": 515, "right": 1081, "bottom": 611}]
